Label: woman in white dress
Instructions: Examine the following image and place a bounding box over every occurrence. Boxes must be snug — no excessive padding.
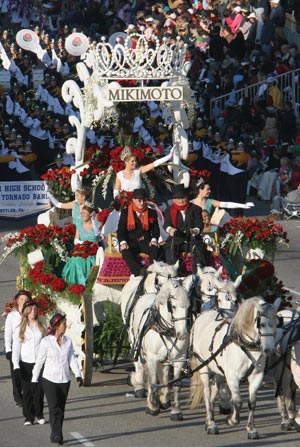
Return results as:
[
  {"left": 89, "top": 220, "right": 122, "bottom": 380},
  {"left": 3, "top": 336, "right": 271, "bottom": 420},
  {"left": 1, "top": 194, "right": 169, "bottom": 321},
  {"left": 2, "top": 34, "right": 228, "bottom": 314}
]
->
[{"left": 113, "top": 146, "right": 174, "bottom": 198}]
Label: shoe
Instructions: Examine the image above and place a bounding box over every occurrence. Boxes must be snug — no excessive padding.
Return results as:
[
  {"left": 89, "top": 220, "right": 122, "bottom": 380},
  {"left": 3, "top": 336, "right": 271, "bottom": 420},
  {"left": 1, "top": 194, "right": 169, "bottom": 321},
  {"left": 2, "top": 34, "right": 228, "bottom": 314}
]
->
[
  {"left": 53, "top": 436, "right": 63, "bottom": 445},
  {"left": 24, "top": 420, "right": 32, "bottom": 426},
  {"left": 35, "top": 417, "right": 45, "bottom": 425}
]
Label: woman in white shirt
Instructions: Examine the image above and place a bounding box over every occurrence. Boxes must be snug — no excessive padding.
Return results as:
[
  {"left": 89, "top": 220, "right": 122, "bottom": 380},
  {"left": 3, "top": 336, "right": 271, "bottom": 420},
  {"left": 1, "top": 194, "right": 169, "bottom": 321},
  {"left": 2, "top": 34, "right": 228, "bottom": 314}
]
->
[
  {"left": 4, "top": 290, "right": 31, "bottom": 407},
  {"left": 32, "top": 313, "right": 83, "bottom": 445},
  {"left": 12, "top": 300, "right": 46, "bottom": 426},
  {"left": 113, "top": 146, "right": 174, "bottom": 198}
]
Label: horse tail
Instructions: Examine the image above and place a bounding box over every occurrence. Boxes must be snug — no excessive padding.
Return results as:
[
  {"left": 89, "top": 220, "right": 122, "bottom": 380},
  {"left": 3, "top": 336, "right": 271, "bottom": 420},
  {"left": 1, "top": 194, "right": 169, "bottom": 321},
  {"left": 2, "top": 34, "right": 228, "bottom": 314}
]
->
[{"left": 189, "top": 356, "right": 204, "bottom": 409}]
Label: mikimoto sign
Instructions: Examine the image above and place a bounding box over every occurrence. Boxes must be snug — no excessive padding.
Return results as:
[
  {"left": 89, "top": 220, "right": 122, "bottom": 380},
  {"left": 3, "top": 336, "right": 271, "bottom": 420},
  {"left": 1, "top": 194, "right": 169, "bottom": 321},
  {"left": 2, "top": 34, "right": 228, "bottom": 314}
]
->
[{"left": 107, "top": 86, "right": 183, "bottom": 102}]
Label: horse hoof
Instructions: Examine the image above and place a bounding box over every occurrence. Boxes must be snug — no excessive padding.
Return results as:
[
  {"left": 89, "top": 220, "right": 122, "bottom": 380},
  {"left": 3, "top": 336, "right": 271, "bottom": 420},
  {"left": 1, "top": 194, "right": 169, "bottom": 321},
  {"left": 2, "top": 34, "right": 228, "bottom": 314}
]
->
[
  {"left": 207, "top": 426, "right": 219, "bottom": 435},
  {"left": 145, "top": 407, "right": 160, "bottom": 416},
  {"left": 135, "top": 389, "right": 147, "bottom": 399},
  {"left": 281, "top": 421, "right": 294, "bottom": 431},
  {"left": 170, "top": 413, "right": 183, "bottom": 422},
  {"left": 248, "top": 432, "right": 259, "bottom": 440},
  {"left": 294, "top": 420, "right": 300, "bottom": 432},
  {"left": 160, "top": 400, "right": 171, "bottom": 410},
  {"left": 219, "top": 405, "right": 231, "bottom": 415}
]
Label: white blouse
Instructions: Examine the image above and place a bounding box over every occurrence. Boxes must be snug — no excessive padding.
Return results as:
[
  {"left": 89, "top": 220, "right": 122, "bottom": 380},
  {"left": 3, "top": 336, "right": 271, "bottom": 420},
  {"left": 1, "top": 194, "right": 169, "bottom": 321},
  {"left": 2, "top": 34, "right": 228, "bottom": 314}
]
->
[
  {"left": 116, "top": 169, "right": 141, "bottom": 191},
  {"left": 32, "top": 335, "right": 82, "bottom": 384},
  {"left": 4, "top": 309, "right": 21, "bottom": 353},
  {"left": 12, "top": 322, "right": 45, "bottom": 369}
]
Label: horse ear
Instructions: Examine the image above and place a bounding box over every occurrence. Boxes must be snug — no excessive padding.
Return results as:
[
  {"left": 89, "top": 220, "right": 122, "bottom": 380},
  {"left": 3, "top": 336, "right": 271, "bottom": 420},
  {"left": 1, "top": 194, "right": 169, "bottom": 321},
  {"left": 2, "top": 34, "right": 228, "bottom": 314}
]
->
[
  {"left": 183, "top": 274, "right": 193, "bottom": 292},
  {"left": 197, "top": 265, "right": 204, "bottom": 280},
  {"left": 215, "top": 266, "right": 223, "bottom": 279},
  {"left": 173, "top": 260, "right": 179, "bottom": 271},
  {"left": 234, "top": 274, "right": 242, "bottom": 289},
  {"left": 273, "top": 297, "right": 282, "bottom": 311}
]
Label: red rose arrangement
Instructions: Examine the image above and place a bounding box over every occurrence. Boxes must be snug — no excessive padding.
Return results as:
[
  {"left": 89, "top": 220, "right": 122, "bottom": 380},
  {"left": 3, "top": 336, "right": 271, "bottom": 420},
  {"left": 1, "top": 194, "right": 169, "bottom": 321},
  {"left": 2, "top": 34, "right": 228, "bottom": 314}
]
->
[
  {"left": 238, "top": 259, "right": 292, "bottom": 306},
  {"left": 41, "top": 167, "right": 75, "bottom": 203},
  {"left": 70, "top": 241, "right": 99, "bottom": 258},
  {"left": 98, "top": 209, "right": 112, "bottom": 225},
  {"left": 220, "top": 216, "right": 289, "bottom": 259}
]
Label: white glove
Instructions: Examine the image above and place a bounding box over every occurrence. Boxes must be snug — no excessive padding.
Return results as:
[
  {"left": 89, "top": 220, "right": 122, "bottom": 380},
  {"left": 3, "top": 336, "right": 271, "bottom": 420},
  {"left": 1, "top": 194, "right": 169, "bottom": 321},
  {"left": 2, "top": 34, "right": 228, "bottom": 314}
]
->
[
  {"left": 153, "top": 146, "right": 174, "bottom": 167},
  {"left": 113, "top": 189, "right": 119, "bottom": 199},
  {"left": 48, "top": 192, "right": 63, "bottom": 208},
  {"left": 219, "top": 201, "right": 254, "bottom": 209},
  {"left": 91, "top": 212, "right": 101, "bottom": 236},
  {"left": 44, "top": 181, "right": 48, "bottom": 192},
  {"left": 74, "top": 238, "right": 83, "bottom": 245}
]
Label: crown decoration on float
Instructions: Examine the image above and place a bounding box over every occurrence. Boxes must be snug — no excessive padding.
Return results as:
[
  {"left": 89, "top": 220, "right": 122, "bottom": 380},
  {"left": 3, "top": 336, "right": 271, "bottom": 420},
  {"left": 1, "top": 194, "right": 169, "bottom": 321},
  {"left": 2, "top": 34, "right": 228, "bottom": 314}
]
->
[{"left": 65, "top": 31, "right": 188, "bottom": 80}]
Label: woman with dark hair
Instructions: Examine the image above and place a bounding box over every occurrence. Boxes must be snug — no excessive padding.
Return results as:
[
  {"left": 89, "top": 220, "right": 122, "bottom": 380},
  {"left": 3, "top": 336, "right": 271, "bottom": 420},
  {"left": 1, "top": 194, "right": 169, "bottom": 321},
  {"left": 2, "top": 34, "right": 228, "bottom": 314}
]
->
[
  {"left": 32, "top": 313, "right": 82, "bottom": 445},
  {"left": 192, "top": 178, "right": 254, "bottom": 216},
  {"left": 4, "top": 290, "right": 31, "bottom": 407},
  {"left": 12, "top": 300, "right": 46, "bottom": 426}
]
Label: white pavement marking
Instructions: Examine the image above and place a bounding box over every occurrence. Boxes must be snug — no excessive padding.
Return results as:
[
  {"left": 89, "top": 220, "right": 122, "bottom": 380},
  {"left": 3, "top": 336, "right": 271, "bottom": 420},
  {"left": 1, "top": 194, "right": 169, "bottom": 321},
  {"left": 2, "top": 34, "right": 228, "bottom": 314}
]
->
[
  {"left": 286, "top": 287, "right": 300, "bottom": 297},
  {"left": 70, "top": 432, "right": 95, "bottom": 446}
]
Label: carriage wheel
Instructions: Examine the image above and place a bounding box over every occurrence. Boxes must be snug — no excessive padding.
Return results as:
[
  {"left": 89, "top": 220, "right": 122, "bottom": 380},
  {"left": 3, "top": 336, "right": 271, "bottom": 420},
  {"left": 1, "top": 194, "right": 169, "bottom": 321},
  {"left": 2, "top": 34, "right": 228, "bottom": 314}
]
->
[{"left": 80, "top": 293, "right": 94, "bottom": 386}]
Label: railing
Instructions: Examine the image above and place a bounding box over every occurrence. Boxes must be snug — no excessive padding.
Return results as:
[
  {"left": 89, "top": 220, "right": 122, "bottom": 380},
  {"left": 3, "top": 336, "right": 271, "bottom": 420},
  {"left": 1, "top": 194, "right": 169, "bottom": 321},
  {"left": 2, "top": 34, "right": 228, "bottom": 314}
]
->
[{"left": 210, "top": 68, "right": 300, "bottom": 122}]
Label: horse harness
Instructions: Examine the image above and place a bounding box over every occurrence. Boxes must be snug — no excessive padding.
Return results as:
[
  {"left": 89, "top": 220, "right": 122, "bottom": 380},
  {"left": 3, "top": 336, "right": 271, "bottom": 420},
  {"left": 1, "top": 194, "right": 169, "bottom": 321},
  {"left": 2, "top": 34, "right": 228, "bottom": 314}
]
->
[{"left": 131, "top": 288, "right": 189, "bottom": 363}]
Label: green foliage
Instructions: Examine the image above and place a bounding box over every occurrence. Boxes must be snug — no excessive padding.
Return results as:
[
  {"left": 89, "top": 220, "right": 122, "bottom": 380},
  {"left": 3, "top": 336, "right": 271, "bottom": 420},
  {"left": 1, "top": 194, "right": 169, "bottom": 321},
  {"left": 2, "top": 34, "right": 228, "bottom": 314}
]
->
[{"left": 93, "top": 301, "right": 129, "bottom": 365}]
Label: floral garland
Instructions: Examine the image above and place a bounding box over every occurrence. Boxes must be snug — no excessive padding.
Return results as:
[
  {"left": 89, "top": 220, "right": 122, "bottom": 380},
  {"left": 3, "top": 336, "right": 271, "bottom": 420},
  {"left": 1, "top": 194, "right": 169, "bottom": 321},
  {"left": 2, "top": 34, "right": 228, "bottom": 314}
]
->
[
  {"left": 26, "top": 261, "right": 88, "bottom": 304},
  {"left": 0, "top": 224, "right": 75, "bottom": 266}
]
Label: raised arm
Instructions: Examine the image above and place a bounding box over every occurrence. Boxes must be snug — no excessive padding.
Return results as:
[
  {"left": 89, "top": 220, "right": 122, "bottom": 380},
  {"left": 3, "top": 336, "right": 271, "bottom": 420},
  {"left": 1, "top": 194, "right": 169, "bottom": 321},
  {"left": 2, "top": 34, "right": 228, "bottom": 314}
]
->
[
  {"left": 139, "top": 147, "right": 174, "bottom": 175},
  {"left": 212, "top": 199, "right": 254, "bottom": 209}
]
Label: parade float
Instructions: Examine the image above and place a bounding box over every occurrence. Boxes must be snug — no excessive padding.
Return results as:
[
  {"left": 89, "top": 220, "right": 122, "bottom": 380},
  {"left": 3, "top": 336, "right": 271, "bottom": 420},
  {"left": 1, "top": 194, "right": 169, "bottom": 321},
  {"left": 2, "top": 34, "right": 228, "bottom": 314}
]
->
[{"left": 0, "top": 30, "right": 290, "bottom": 384}]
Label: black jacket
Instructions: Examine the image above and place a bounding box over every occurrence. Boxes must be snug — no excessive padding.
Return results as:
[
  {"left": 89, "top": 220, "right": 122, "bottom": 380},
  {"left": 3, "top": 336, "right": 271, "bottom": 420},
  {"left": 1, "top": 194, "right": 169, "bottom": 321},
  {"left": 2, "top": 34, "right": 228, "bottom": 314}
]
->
[
  {"left": 117, "top": 207, "right": 160, "bottom": 245},
  {"left": 164, "top": 203, "right": 204, "bottom": 243}
]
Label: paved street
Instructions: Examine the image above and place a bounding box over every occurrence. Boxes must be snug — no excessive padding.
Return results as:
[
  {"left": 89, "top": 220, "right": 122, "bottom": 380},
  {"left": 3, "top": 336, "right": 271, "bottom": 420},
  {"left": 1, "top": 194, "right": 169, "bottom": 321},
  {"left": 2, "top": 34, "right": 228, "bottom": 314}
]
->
[{"left": 1, "top": 200, "right": 300, "bottom": 447}]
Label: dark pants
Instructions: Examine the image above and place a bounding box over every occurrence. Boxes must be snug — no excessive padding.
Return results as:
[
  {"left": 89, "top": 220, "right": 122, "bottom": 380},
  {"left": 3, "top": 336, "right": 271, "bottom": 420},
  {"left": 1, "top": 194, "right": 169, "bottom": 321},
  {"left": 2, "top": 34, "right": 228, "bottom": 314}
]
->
[
  {"left": 164, "top": 236, "right": 207, "bottom": 269},
  {"left": 121, "top": 239, "right": 158, "bottom": 276},
  {"left": 43, "top": 378, "right": 70, "bottom": 442},
  {"left": 20, "top": 361, "right": 44, "bottom": 422},
  {"left": 8, "top": 356, "right": 23, "bottom": 405}
]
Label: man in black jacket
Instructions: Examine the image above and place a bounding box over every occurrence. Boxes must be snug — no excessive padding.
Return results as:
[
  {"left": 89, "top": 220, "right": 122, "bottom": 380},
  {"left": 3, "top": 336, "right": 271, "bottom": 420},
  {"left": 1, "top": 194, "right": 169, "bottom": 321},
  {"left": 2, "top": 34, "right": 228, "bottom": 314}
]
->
[
  {"left": 163, "top": 184, "right": 206, "bottom": 268},
  {"left": 117, "top": 188, "right": 160, "bottom": 276}
]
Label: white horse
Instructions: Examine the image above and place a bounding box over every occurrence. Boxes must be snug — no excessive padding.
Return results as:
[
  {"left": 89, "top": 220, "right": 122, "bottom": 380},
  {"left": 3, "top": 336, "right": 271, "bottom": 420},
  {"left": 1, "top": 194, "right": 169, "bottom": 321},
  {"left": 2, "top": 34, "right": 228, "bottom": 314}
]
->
[
  {"left": 270, "top": 307, "right": 300, "bottom": 431},
  {"left": 129, "top": 275, "right": 193, "bottom": 420},
  {"left": 189, "top": 297, "right": 281, "bottom": 439},
  {"left": 197, "top": 266, "right": 242, "bottom": 313}
]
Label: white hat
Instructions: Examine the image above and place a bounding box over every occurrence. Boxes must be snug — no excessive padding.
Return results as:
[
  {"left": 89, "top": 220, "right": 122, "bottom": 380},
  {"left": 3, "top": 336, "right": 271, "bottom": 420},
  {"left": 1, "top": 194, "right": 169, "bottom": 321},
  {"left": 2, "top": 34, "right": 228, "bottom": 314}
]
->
[
  {"left": 271, "top": 0, "right": 279, "bottom": 3},
  {"left": 125, "top": 24, "right": 135, "bottom": 32},
  {"left": 234, "top": 6, "right": 241, "bottom": 12},
  {"left": 247, "top": 12, "right": 256, "bottom": 19}
]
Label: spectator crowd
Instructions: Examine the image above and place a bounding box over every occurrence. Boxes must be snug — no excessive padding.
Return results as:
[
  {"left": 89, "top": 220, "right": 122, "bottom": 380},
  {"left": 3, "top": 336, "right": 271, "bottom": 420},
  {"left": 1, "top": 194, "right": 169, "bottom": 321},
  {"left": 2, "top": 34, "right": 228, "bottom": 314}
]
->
[{"left": 0, "top": 0, "right": 300, "bottom": 207}]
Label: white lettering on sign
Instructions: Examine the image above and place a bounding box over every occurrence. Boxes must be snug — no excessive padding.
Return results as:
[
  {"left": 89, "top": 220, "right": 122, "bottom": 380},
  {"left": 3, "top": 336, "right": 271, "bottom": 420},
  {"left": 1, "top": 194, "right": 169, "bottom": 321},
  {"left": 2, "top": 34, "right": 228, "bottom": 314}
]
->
[
  {"left": 107, "top": 86, "right": 183, "bottom": 102},
  {"left": 0, "top": 181, "right": 50, "bottom": 219}
]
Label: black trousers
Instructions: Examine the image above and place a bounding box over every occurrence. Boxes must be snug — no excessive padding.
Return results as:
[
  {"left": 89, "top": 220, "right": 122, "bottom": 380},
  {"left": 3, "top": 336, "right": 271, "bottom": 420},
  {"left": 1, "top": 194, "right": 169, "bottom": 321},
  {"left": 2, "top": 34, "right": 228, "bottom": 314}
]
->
[
  {"left": 8, "top": 356, "right": 23, "bottom": 404},
  {"left": 164, "top": 236, "right": 207, "bottom": 269},
  {"left": 42, "top": 378, "right": 70, "bottom": 442},
  {"left": 19, "top": 361, "right": 44, "bottom": 421},
  {"left": 121, "top": 240, "right": 158, "bottom": 276}
]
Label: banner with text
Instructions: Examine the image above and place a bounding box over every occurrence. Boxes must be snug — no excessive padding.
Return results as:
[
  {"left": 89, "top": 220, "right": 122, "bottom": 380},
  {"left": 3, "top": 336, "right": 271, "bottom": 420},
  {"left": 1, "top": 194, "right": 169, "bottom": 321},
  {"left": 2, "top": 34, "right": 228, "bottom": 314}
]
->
[{"left": 0, "top": 181, "right": 50, "bottom": 219}]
